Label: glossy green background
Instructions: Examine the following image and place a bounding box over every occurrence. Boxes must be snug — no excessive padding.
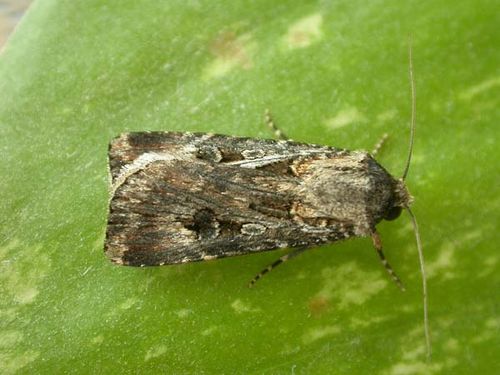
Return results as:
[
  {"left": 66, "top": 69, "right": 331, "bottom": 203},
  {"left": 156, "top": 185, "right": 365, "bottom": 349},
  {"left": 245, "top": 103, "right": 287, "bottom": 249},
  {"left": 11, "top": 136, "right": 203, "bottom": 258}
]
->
[{"left": 1, "top": 0, "right": 498, "bottom": 374}]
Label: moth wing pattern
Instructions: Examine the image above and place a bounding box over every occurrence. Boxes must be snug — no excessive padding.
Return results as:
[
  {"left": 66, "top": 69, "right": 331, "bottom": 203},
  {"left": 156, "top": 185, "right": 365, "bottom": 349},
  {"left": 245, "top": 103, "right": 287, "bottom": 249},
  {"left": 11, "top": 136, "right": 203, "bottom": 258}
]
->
[{"left": 105, "top": 132, "right": 360, "bottom": 266}]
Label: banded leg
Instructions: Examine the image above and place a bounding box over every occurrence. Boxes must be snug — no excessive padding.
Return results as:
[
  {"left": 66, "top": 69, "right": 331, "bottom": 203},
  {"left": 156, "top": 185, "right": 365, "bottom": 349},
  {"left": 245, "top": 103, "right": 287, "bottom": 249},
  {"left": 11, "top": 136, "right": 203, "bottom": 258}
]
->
[
  {"left": 248, "top": 247, "right": 307, "bottom": 287},
  {"left": 371, "top": 231, "right": 405, "bottom": 291},
  {"left": 371, "top": 133, "right": 389, "bottom": 157},
  {"left": 264, "top": 109, "right": 289, "bottom": 141}
]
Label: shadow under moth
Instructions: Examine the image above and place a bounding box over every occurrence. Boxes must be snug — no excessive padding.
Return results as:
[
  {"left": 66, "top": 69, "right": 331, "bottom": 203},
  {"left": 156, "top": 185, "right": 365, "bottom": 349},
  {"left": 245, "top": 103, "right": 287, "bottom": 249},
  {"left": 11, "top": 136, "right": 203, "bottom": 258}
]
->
[{"left": 104, "top": 47, "right": 430, "bottom": 359}]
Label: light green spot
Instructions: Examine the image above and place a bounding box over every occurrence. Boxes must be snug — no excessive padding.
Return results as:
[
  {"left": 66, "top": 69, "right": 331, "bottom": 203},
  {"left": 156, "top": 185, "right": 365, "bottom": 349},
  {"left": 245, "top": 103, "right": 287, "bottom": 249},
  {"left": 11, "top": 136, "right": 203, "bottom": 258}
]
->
[
  {"left": 324, "top": 107, "right": 366, "bottom": 130},
  {"left": 0, "top": 351, "right": 40, "bottom": 375},
  {"left": 479, "top": 255, "right": 498, "bottom": 277},
  {"left": 175, "top": 308, "right": 192, "bottom": 318},
  {"left": 315, "top": 262, "right": 388, "bottom": 310},
  {"left": 145, "top": 345, "right": 168, "bottom": 361},
  {"left": 119, "top": 297, "right": 139, "bottom": 310},
  {"left": 0, "top": 239, "right": 19, "bottom": 260},
  {"left": 472, "top": 317, "right": 500, "bottom": 344},
  {"left": 0, "top": 240, "right": 50, "bottom": 305},
  {"left": 383, "top": 329, "right": 444, "bottom": 374},
  {"left": 385, "top": 361, "right": 444, "bottom": 375},
  {"left": 201, "top": 326, "right": 218, "bottom": 336},
  {"left": 15, "top": 287, "right": 39, "bottom": 305},
  {"left": 350, "top": 315, "right": 389, "bottom": 329},
  {"left": 0, "top": 331, "right": 22, "bottom": 348},
  {"left": 462, "top": 229, "right": 482, "bottom": 242},
  {"left": 203, "top": 32, "right": 256, "bottom": 80},
  {"left": 302, "top": 325, "right": 341, "bottom": 344},
  {"left": 0, "top": 308, "right": 16, "bottom": 322},
  {"left": 444, "top": 338, "right": 459, "bottom": 352},
  {"left": 397, "top": 222, "right": 414, "bottom": 238},
  {"left": 91, "top": 335, "right": 104, "bottom": 345},
  {"left": 383, "top": 323, "right": 461, "bottom": 375},
  {"left": 283, "top": 13, "right": 323, "bottom": 49},
  {"left": 339, "top": 279, "right": 387, "bottom": 309},
  {"left": 459, "top": 76, "right": 500, "bottom": 100},
  {"left": 279, "top": 343, "right": 301, "bottom": 356},
  {"left": 231, "top": 298, "right": 259, "bottom": 313},
  {"left": 377, "top": 109, "right": 398, "bottom": 123},
  {"left": 426, "top": 242, "right": 456, "bottom": 280}
]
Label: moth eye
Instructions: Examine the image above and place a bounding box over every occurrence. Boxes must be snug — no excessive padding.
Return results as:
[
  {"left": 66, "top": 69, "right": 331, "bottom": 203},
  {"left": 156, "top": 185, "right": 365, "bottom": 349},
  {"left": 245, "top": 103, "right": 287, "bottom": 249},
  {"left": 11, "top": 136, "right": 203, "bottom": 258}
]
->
[{"left": 385, "top": 206, "right": 402, "bottom": 221}]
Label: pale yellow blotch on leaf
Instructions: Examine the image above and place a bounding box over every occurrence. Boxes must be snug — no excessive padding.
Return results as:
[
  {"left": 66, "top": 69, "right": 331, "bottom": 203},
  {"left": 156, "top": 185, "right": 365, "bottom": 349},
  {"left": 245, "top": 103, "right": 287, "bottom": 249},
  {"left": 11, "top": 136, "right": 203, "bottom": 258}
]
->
[
  {"left": 426, "top": 242, "right": 456, "bottom": 280},
  {"left": 376, "top": 109, "right": 398, "bottom": 123},
  {"left": 324, "top": 107, "right": 366, "bottom": 130},
  {"left": 479, "top": 255, "right": 498, "bottom": 277},
  {"left": 284, "top": 13, "right": 323, "bottom": 49},
  {"left": 444, "top": 338, "right": 459, "bottom": 352},
  {"left": 201, "top": 326, "right": 218, "bottom": 336},
  {"left": 0, "top": 350, "right": 40, "bottom": 375},
  {"left": 383, "top": 324, "right": 459, "bottom": 375},
  {"left": 386, "top": 361, "right": 444, "bottom": 375},
  {"left": 315, "top": 262, "right": 388, "bottom": 310},
  {"left": 459, "top": 76, "right": 500, "bottom": 100},
  {"left": 0, "top": 331, "right": 23, "bottom": 348},
  {"left": 145, "top": 345, "right": 168, "bottom": 361},
  {"left": 203, "top": 31, "right": 256, "bottom": 79},
  {"left": 15, "top": 287, "right": 39, "bottom": 305},
  {"left": 462, "top": 229, "right": 482, "bottom": 242},
  {"left": 339, "top": 277, "right": 387, "bottom": 309},
  {"left": 91, "top": 335, "right": 104, "bottom": 345},
  {"left": 471, "top": 317, "right": 500, "bottom": 344},
  {"left": 350, "top": 315, "right": 389, "bottom": 329},
  {"left": 302, "top": 325, "right": 341, "bottom": 344},
  {"left": 0, "top": 308, "right": 16, "bottom": 324},
  {"left": 0, "top": 240, "right": 50, "bottom": 305},
  {"left": 230, "top": 298, "right": 260, "bottom": 313},
  {"left": 119, "top": 297, "right": 139, "bottom": 310},
  {"left": 383, "top": 333, "right": 442, "bottom": 374},
  {"left": 175, "top": 308, "right": 192, "bottom": 318},
  {"left": 397, "top": 221, "right": 414, "bottom": 238}
]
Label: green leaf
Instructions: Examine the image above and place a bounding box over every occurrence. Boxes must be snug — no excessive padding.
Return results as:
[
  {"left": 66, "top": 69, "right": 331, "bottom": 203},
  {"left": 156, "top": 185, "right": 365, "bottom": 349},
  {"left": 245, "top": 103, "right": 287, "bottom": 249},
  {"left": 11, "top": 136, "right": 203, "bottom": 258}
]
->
[{"left": 1, "top": 0, "right": 498, "bottom": 374}]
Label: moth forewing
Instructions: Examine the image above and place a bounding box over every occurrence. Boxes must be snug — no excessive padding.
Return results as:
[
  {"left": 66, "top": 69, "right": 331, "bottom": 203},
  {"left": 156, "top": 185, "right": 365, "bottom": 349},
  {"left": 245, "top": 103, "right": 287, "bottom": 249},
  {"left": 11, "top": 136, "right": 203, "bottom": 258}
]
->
[{"left": 105, "top": 132, "right": 401, "bottom": 267}]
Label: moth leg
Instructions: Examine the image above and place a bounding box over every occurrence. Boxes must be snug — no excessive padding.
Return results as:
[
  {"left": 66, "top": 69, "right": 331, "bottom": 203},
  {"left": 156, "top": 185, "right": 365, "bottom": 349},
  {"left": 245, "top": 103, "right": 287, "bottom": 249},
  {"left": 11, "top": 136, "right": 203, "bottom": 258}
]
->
[
  {"left": 248, "top": 247, "right": 307, "bottom": 287},
  {"left": 264, "top": 109, "right": 290, "bottom": 141},
  {"left": 371, "top": 231, "right": 406, "bottom": 291},
  {"left": 371, "top": 133, "right": 389, "bottom": 157}
]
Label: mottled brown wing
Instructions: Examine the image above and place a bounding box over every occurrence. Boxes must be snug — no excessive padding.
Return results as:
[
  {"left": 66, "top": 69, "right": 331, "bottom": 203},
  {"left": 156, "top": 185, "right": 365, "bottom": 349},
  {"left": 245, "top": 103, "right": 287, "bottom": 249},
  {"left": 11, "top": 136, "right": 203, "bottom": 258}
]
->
[{"left": 105, "top": 132, "right": 354, "bottom": 266}]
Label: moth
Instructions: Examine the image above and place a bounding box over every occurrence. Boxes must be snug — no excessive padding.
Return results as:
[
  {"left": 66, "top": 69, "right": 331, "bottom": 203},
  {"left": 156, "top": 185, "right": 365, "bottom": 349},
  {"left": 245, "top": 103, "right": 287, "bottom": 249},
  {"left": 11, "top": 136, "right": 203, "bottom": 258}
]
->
[
  {"left": 105, "top": 129, "right": 411, "bottom": 281},
  {"left": 104, "top": 46, "right": 430, "bottom": 358}
]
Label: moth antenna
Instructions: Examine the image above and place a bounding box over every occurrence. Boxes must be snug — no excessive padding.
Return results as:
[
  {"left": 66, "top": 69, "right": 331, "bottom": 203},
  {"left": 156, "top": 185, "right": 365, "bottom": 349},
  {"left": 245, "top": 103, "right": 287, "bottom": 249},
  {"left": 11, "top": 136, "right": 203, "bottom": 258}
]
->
[
  {"left": 402, "top": 37, "right": 416, "bottom": 181},
  {"left": 248, "top": 247, "right": 307, "bottom": 287},
  {"left": 406, "top": 206, "right": 431, "bottom": 360}
]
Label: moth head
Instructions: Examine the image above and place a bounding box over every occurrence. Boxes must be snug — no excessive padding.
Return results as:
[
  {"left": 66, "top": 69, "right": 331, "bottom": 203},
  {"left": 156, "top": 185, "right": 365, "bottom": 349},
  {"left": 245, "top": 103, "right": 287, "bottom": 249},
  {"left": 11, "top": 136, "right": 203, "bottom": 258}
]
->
[{"left": 384, "top": 178, "right": 413, "bottom": 221}]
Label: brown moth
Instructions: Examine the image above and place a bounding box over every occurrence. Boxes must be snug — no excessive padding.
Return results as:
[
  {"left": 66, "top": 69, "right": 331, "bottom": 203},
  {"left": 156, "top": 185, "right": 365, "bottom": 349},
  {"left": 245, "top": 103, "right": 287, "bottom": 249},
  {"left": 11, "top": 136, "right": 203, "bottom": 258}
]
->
[
  {"left": 104, "top": 44, "right": 430, "bottom": 359},
  {"left": 106, "top": 131, "right": 410, "bottom": 283}
]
